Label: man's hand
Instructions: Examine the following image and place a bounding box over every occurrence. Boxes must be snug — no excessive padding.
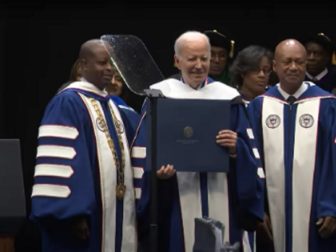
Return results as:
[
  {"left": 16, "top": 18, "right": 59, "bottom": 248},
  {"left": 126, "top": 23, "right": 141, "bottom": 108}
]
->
[
  {"left": 216, "top": 129, "right": 237, "bottom": 156},
  {"left": 316, "top": 216, "right": 336, "bottom": 239},
  {"left": 156, "top": 164, "right": 176, "bottom": 179}
]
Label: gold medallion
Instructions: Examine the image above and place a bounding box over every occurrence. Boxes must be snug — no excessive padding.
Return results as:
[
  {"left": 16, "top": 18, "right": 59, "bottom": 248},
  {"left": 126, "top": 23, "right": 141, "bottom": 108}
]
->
[
  {"left": 116, "top": 184, "right": 126, "bottom": 200},
  {"left": 183, "top": 126, "right": 193, "bottom": 138},
  {"left": 91, "top": 99, "right": 126, "bottom": 201}
]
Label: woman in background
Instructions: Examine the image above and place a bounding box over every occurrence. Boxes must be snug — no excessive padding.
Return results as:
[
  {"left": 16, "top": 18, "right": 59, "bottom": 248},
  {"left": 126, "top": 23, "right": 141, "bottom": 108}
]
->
[
  {"left": 230, "top": 45, "right": 274, "bottom": 252},
  {"left": 230, "top": 45, "right": 273, "bottom": 105}
]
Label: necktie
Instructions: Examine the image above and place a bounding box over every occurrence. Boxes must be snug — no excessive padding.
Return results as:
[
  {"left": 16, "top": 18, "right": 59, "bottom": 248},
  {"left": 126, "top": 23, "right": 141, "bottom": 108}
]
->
[{"left": 287, "top": 95, "right": 297, "bottom": 105}]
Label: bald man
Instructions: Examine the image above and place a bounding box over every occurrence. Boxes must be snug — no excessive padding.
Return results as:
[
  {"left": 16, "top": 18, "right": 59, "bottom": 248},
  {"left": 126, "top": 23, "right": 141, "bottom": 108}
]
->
[
  {"left": 248, "top": 39, "right": 336, "bottom": 252},
  {"left": 132, "top": 31, "right": 264, "bottom": 252},
  {"left": 31, "top": 39, "right": 138, "bottom": 252}
]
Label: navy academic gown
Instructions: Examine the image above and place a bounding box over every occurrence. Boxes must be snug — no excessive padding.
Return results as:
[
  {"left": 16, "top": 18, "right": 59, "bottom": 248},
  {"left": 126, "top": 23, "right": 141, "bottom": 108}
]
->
[
  {"left": 31, "top": 81, "right": 139, "bottom": 252},
  {"left": 305, "top": 66, "right": 336, "bottom": 93},
  {"left": 248, "top": 82, "right": 336, "bottom": 252},
  {"left": 132, "top": 78, "right": 264, "bottom": 252}
]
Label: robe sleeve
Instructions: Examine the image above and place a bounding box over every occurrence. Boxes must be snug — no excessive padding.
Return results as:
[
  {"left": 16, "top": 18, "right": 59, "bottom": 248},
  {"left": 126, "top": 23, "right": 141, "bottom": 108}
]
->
[
  {"left": 130, "top": 98, "right": 152, "bottom": 247},
  {"left": 231, "top": 102, "right": 265, "bottom": 222},
  {"left": 31, "top": 91, "right": 97, "bottom": 221},
  {"left": 316, "top": 98, "right": 336, "bottom": 218}
]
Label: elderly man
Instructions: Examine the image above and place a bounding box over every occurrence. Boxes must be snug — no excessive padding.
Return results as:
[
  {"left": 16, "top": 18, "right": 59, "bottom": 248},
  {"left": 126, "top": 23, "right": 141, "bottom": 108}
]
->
[
  {"left": 248, "top": 39, "right": 336, "bottom": 252},
  {"left": 31, "top": 39, "right": 139, "bottom": 252},
  {"left": 132, "top": 31, "right": 264, "bottom": 252}
]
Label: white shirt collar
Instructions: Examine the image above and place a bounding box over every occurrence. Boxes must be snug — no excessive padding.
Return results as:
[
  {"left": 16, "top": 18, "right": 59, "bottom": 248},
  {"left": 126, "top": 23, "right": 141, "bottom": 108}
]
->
[
  {"left": 64, "top": 78, "right": 109, "bottom": 97},
  {"left": 306, "top": 68, "right": 328, "bottom": 81},
  {"left": 277, "top": 82, "right": 308, "bottom": 100}
]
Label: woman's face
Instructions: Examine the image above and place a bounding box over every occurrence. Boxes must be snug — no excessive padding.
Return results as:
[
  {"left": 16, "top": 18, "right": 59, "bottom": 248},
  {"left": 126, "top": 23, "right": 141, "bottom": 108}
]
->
[
  {"left": 106, "top": 72, "right": 124, "bottom": 96},
  {"left": 242, "top": 56, "right": 272, "bottom": 98}
]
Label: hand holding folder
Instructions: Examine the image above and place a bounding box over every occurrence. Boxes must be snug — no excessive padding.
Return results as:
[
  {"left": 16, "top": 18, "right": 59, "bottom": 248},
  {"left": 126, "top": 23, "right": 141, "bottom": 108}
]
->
[
  {"left": 216, "top": 129, "right": 237, "bottom": 157},
  {"left": 156, "top": 164, "right": 176, "bottom": 179},
  {"left": 154, "top": 98, "right": 231, "bottom": 172}
]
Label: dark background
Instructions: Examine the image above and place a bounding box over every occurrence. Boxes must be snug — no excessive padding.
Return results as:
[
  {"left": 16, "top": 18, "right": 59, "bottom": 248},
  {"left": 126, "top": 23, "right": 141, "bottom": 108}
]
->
[{"left": 0, "top": 1, "right": 335, "bottom": 250}]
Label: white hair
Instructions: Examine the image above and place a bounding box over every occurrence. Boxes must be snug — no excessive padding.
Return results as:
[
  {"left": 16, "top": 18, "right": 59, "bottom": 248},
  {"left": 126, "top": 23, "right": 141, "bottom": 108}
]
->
[{"left": 174, "top": 31, "right": 210, "bottom": 56}]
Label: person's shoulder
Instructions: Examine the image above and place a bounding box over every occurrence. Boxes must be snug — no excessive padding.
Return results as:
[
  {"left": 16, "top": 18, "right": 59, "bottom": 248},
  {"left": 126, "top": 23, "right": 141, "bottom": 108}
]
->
[
  {"left": 118, "top": 103, "right": 139, "bottom": 116},
  {"left": 110, "top": 95, "right": 128, "bottom": 106},
  {"left": 53, "top": 88, "right": 81, "bottom": 102},
  {"left": 45, "top": 88, "right": 84, "bottom": 113},
  {"left": 248, "top": 87, "right": 275, "bottom": 107},
  {"left": 40, "top": 89, "right": 87, "bottom": 124},
  {"left": 259, "top": 85, "right": 279, "bottom": 99},
  {"left": 307, "top": 81, "right": 333, "bottom": 96},
  {"left": 111, "top": 97, "right": 140, "bottom": 119},
  {"left": 150, "top": 78, "right": 181, "bottom": 89},
  {"left": 208, "top": 81, "right": 240, "bottom": 97}
]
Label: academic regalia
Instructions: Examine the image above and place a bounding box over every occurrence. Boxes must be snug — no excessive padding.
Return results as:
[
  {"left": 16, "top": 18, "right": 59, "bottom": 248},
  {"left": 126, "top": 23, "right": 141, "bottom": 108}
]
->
[
  {"left": 248, "top": 81, "right": 336, "bottom": 252},
  {"left": 210, "top": 68, "right": 232, "bottom": 85},
  {"left": 110, "top": 95, "right": 128, "bottom": 107},
  {"left": 31, "top": 81, "right": 139, "bottom": 252},
  {"left": 204, "top": 29, "right": 235, "bottom": 86},
  {"left": 132, "top": 78, "right": 264, "bottom": 252},
  {"left": 305, "top": 66, "right": 336, "bottom": 93}
]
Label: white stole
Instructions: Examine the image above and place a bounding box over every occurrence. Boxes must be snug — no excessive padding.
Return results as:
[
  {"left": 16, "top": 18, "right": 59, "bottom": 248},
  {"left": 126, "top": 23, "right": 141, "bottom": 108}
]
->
[
  {"left": 150, "top": 78, "right": 239, "bottom": 251},
  {"left": 79, "top": 93, "right": 137, "bottom": 252},
  {"left": 262, "top": 96, "right": 319, "bottom": 252}
]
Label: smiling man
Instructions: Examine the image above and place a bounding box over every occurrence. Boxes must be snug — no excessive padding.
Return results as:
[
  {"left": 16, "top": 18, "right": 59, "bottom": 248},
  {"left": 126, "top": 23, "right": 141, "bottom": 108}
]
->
[
  {"left": 133, "top": 31, "right": 264, "bottom": 252},
  {"left": 31, "top": 39, "right": 139, "bottom": 252},
  {"left": 248, "top": 39, "right": 336, "bottom": 252}
]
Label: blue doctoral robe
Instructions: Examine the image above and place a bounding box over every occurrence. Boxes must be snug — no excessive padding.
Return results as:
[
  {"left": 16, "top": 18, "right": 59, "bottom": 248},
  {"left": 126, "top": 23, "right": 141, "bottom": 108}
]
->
[
  {"left": 31, "top": 81, "right": 139, "bottom": 252},
  {"left": 305, "top": 66, "right": 336, "bottom": 93},
  {"left": 110, "top": 95, "right": 128, "bottom": 107},
  {"left": 131, "top": 78, "right": 264, "bottom": 252},
  {"left": 248, "top": 82, "right": 336, "bottom": 252}
]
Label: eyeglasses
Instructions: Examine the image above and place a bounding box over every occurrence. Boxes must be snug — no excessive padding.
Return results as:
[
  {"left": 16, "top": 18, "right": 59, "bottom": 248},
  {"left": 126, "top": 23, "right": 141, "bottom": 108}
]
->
[{"left": 250, "top": 68, "right": 272, "bottom": 76}]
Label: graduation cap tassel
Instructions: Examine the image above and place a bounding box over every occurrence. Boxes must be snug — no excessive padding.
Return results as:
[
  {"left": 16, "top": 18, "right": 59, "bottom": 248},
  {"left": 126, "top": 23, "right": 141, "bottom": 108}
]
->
[
  {"left": 332, "top": 51, "right": 336, "bottom": 65},
  {"left": 229, "top": 40, "right": 235, "bottom": 59}
]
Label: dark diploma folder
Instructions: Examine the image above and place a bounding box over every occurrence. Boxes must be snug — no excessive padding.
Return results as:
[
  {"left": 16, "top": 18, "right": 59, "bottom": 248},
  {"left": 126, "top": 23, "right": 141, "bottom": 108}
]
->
[{"left": 155, "top": 98, "right": 231, "bottom": 172}]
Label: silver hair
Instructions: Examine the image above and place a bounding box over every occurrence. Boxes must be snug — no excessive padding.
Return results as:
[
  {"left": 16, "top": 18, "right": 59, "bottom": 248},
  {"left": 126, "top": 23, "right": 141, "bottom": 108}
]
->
[{"left": 174, "top": 31, "right": 210, "bottom": 56}]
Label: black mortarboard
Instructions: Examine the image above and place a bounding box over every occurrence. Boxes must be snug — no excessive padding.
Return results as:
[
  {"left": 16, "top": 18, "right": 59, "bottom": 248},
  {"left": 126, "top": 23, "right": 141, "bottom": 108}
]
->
[
  {"left": 305, "top": 32, "right": 335, "bottom": 54},
  {"left": 204, "top": 29, "right": 235, "bottom": 58}
]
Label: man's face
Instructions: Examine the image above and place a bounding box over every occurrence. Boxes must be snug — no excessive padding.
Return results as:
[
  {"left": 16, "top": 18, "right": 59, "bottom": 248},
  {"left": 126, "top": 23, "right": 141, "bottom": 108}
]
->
[
  {"left": 174, "top": 39, "right": 210, "bottom": 89},
  {"left": 81, "top": 45, "right": 113, "bottom": 90},
  {"left": 209, "top": 46, "right": 228, "bottom": 76},
  {"left": 305, "top": 42, "right": 330, "bottom": 76},
  {"left": 273, "top": 43, "right": 306, "bottom": 93}
]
